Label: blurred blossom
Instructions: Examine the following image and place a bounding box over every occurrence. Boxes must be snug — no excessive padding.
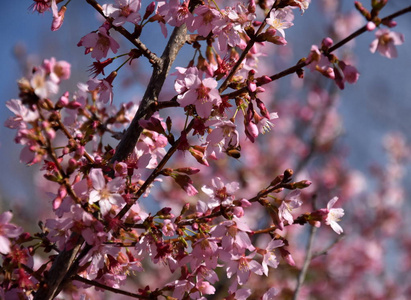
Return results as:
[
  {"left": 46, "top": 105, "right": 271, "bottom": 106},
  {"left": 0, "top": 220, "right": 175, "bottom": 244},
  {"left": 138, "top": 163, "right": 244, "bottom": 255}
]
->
[{"left": 370, "top": 29, "right": 405, "bottom": 59}]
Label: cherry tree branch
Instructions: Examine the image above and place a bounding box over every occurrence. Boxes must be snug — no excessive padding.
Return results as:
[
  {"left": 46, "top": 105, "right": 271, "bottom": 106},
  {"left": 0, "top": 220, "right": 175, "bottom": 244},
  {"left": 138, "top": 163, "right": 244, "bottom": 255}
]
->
[
  {"left": 328, "top": 4, "right": 411, "bottom": 53},
  {"left": 221, "top": 5, "right": 411, "bottom": 99},
  {"left": 110, "top": 24, "right": 188, "bottom": 163},
  {"left": 110, "top": 0, "right": 202, "bottom": 163},
  {"left": 85, "top": 0, "right": 161, "bottom": 66},
  {"left": 218, "top": 4, "right": 277, "bottom": 93},
  {"left": 115, "top": 119, "right": 195, "bottom": 220}
]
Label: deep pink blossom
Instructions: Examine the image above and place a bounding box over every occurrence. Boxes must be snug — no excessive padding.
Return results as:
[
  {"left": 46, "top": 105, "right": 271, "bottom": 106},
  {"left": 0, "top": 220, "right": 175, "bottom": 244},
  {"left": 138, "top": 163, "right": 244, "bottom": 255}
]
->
[
  {"left": 30, "top": 0, "right": 52, "bottom": 13},
  {"left": 158, "top": 0, "right": 192, "bottom": 27}
]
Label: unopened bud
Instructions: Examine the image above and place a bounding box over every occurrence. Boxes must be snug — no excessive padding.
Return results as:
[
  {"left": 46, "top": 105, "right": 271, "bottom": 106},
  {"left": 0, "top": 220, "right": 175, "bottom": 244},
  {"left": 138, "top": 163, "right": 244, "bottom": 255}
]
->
[
  {"left": 294, "top": 180, "right": 312, "bottom": 189},
  {"left": 175, "top": 167, "right": 200, "bottom": 175},
  {"left": 143, "top": 2, "right": 156, "bottom": 20},
  {"left": 283, "top": 169, "right": 293, "bottom": 182},
  {"left": 321, "top": 37, "right": 333, "bottom": 49},
  {"left": 180, "top": 203, "right": 190, "bottom": 216},
  {"left": 366, "top": 21, "right": 376, "bottom": 31}
]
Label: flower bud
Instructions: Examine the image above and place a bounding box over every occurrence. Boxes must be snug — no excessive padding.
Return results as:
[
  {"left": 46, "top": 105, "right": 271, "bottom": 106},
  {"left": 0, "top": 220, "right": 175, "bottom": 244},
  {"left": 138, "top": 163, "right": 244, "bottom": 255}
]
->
[{"left": 366, "top": 21, "right": 376, "bottom": 31}]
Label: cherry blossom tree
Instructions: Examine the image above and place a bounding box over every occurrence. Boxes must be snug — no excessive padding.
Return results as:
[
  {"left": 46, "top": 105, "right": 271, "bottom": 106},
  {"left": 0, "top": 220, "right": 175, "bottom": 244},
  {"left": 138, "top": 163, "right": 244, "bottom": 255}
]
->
[{"left": 2, "top": 0, "right": 411, "bottom": 299}]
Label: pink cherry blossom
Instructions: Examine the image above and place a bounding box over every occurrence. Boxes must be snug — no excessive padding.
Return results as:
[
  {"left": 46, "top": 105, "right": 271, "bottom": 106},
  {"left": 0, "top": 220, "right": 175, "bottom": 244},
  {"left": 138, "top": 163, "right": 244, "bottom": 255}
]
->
[
  {"left": 5, "top": 99, "right": 39, "bottom": 129},
  {"left": 260, "top": 238, "right": 284, "bottom": 276},
  {"left": 201, "top": 177, "right": 239, "bottom": 209},
  {"left": 187, "top": 5, "right": 220, "bottom": 36},
  {"left": 42, "top": 57, "right": 71, "bottom": 83},
  {"left": 225, "top": 252, "right": 264, "bottom": 286},
  {"left": 175, "top": 67, "right": 222, "bottom": 119},
  {"left": 277, "top": 190, "right": 303, "bottom": 230},
  {"left": 255, "top": 112, "right": 279, "bottom": 135},
  {"left": 30, "top": 68, "right": 59, "bottom": 99},
  {"left": 51, "top": 1, "right": 66, "bottom": 31},
  {"left": 0, "top": 212, "right": 23, "bottom": 254},
  {"left": 88, "top": 168, "right": 125, "bottom": 215},
  {"left": 266, "top": 8, "right": 294, "bottom": 38},
  {"left": 102, "top": 0, "right": 142, "bottom": 27},
  {"left": 162, "top": 219, "right": 177, "bottom": 236},
  {"left": 158, "top": 0, "right": 192, "bottom": 27},
  {"left": 325, "top": 197, "right": 344, "bottom": 234},
  {"left": 87, "top": 72, "right": 117, "bottom": 104},
  {"left": 205, "top": 118, "right": 240, "bottom": 159},
  {"left": 78, "top": 24, "right": 120, "bottom": 60},
  {"left": 370, "top": 28, "right": 405, "bottom": 59},
  {"left": 306, "top": 44, "right": 335, "bottom": 79},
  {"left": 262, "top": 287, "right": 279, "bottom": 300}
]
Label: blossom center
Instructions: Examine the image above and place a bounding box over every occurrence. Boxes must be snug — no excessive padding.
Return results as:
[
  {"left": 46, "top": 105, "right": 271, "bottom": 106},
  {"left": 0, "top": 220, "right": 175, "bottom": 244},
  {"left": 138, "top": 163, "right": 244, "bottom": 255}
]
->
[{"left": 196, "top": 83, "right": 211, "bottom": 103}]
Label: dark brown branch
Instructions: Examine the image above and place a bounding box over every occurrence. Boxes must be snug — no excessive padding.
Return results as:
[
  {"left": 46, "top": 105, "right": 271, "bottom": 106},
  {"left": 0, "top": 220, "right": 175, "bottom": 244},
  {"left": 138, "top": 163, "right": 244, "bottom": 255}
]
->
[
  {"left": 218, "top": 4, "right": 276, "bottom": 93},
  {"left": 34, "top": 242, "right": 83, "bottom": 299},
  {"left": 110, "top": 24, "right": 188, "bottom": 163},
  {"left": 115, "top": 119, "right": 194, "bottom": 220}
]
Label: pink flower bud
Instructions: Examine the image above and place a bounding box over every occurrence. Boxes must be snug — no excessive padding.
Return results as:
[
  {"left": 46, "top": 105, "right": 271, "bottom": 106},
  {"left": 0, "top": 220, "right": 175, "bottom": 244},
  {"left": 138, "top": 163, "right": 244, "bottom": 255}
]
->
[
  {"left": 279, "top": 248, "right": 295, "bottom": 266},
  {"left": 114, "top": 162, "right": 128, "bottom": 176},
  {"left": 248, "top": 81, "right": 257, "bottom": 92},
  {"left": 56, "top": 91, "right": 69, "bottom": 108},
  {"left": 51, "top": 5, "right": 66, "bottom": 31},
  {"left": 175, "top": 167, "right": 201, "bottom": 175},
  {"left": 240, "top": 198, "right": 252, "bottom": 207},
  {"left": 94, "top": 155, "right": 102, "bottom": 164},
  {"left": 321, "top": 37, "right": 333, "bottom": 48},
  {"left": 143, "top": 2, "right": 156, "bottom": 20},
  {"left": 233, "top": 206, "right": 244, "bottom": 218},
  {"left": 366, "top": 21, "right": 376, "bottom": 31}
]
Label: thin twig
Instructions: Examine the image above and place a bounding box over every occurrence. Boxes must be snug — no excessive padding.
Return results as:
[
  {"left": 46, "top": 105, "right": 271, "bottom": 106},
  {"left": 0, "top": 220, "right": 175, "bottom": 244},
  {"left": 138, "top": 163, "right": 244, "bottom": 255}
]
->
[
  {"left": 218, "top": 4, "right": 277, "bottom": 93},
  {"left": 312, "top": 234, "right": 344, "bottom": 258},
  {"left": 292, "top": 225, "right": 317, "bottom": 300},
  {"left": 221, "top": 5, "right": 411, "bottom": 100},
  {"left": 73, "top": 275, "right": 153, "bottom": 299}
]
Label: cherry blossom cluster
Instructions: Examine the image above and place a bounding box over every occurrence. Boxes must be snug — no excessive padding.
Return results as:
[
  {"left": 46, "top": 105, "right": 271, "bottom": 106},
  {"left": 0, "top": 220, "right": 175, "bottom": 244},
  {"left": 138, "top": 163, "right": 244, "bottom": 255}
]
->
[{"left": 2, "top": 0, "right": 410, "bottom": 299}]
